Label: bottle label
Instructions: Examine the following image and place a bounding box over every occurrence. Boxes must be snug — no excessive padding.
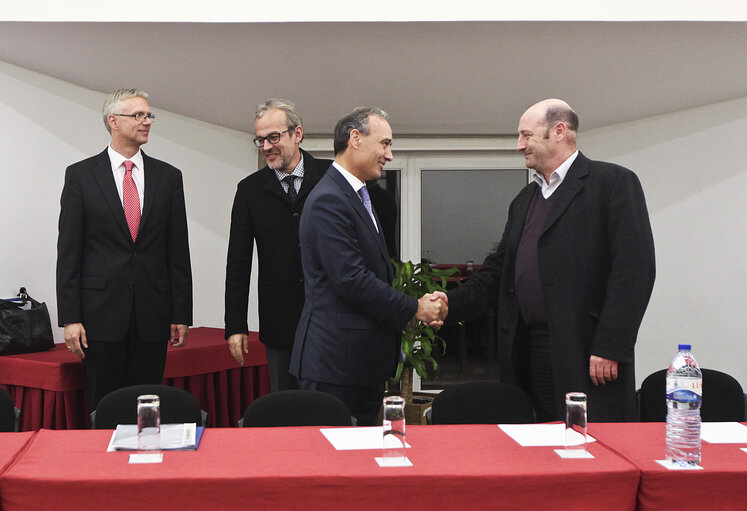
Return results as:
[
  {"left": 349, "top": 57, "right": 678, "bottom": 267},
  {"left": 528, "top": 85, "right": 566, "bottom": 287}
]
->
[{"left": 666, "top": 378, "right": 703, "bottom": 401}]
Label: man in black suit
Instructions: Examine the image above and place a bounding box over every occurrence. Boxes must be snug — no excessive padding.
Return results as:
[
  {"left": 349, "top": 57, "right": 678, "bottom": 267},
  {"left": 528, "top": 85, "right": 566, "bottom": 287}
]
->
[
  {"left": 443, "top": 99, "right": 655, "bottom": 422},
  {"left": 225, "top": 98, "right": 330, "bottom": 392},
  {"left": 290, "top": 107, "right": 447, "bottom": 425},
  {"left": 57, "top": 88, "right": 193, "bottom": 411}
]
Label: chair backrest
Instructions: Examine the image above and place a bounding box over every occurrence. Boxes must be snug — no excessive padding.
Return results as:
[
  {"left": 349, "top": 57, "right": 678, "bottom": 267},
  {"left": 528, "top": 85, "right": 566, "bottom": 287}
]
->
[
  {"left": 639, "top": 368, "right": 745, "bottom": 422},
  {"left": 431, "top": 381, "right": 535, "bottom": 425},
  {"left": 93, "top": 384, "right": 203, "bottom": 430},
  {"left": 0, "top": 387, "right": 16, "bottom": 432},
  {"left": 241, "top": 390, "right": 352, "bottom": 427}
]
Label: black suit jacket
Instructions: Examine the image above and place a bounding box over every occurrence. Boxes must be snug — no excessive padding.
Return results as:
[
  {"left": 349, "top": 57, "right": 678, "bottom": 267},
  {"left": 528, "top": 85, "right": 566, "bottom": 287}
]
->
[
  {"left": 224, "top": 150, "right": 330, "bottom": 348},
  {"left": 56, "top": 149, "right": 193, "bottom": 343},
  {"left": 448, "top": 152, "right": 655, "bottom": 421},
  {"left": 290, "top": 165, "right": 417, "bottom": 386}
]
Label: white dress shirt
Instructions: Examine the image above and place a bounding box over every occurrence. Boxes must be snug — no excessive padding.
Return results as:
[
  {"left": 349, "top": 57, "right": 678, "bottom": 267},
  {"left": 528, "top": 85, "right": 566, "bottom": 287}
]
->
[
  {"left": 532, "top": 150, "right": 579, "bottom": 198},
  {"left": 108, "top": 145, "right": 144, "bottom": 213}
]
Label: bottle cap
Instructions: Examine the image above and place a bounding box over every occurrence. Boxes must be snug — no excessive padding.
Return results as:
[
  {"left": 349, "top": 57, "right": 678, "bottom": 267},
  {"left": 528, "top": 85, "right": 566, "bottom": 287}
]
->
[{"left": 678, "top": 344, "right": 691, "bottom": 351}]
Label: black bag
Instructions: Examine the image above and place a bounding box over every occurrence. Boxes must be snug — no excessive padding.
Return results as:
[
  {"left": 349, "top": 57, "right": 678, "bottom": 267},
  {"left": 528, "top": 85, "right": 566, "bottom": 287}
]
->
[{"left": 0, "top": 287, "right": 55, "bottom": 356}]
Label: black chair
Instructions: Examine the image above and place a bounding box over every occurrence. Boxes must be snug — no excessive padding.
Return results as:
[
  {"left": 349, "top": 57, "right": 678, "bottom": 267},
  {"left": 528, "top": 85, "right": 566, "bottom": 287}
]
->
[
  {"left": 639, "top": 368, "right": 745, "bottom": 422},
  {"left": 431, "top": 381, "right": 535, "bottom": 425},
  {"left": 1, "top": 387, "right": 17, "bottom": 432},
  {"left": 241, "top": 390, "right": 352, "bottom": 427},
  {"left": 92, "top": 384, "right": 204, "bottom": 430}
]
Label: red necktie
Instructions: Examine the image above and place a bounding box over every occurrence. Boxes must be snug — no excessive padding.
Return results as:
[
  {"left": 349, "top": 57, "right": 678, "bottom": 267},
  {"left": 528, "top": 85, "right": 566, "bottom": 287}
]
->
[{"left": 123, "top": 160, "right": 141, "bottom": 241}]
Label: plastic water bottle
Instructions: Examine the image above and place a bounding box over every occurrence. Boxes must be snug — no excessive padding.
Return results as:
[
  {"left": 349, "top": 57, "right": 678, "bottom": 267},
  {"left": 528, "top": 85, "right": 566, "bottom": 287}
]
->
[{"left": 665, "top": 344, "right": 702, "bottom": 466}]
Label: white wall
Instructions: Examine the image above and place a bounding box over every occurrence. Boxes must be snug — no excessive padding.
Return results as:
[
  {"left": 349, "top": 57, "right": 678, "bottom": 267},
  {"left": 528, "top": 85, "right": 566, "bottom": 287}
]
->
[
  {"left": 0, "top": 60, "right": 260, "bottom": 336},
  {"left": 582, "top": 96, "right": 747, "bottom": 389}
]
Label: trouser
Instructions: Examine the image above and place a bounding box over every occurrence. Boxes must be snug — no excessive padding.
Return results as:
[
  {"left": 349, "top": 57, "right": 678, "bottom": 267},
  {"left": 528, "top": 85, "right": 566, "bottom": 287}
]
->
[
  {"left": 82, "top": 312, "right": 168, "bottom": 413},
  {"left": 265, "top": 344, "right": 299, "bottom": 392},
  {"left": 527, "top": 324, "right": 558, "bottom": 422}
]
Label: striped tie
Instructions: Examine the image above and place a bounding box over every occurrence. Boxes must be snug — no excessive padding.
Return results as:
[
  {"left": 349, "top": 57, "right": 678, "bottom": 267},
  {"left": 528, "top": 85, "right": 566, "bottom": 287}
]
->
[{"left": 358, "top": 186, "right": 378, "bottom": 232}]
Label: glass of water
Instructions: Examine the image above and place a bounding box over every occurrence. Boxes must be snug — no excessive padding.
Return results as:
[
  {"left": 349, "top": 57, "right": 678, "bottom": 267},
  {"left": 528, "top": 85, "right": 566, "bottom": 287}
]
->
[
  {"left": 137, "top": 394, "right": 161, "bottom": 451},
  {"left": 382, "top": 396, "right": 406, "bottom": 461},
  {"left": 565, "top": 392, "right": 587, "bottom": 453}
]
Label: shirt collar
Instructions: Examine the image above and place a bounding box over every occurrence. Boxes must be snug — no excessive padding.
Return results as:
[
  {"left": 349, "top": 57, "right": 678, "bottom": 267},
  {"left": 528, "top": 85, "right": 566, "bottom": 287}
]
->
[
  {"left": 332, "top": 161, "right": 366, "bottom": 193},
  {"left": 531, "top": 150, "right": 578, "bottom": 197},
  {"left": 108, "top": 145, "right": 144, "bottom": 173},
  {"left": 273, "top": 152, "right": 305, "bottom": 182}
]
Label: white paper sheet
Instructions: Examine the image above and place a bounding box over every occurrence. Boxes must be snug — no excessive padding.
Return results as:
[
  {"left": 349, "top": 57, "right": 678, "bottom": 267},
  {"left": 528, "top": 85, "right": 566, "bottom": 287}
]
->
[
  {"left": 701, "top": 422, "right": 747, "bottom": 444},
  {"left": 320, "top": 426, "right": 411, "bottom": 451},
  {"left": 499, "top": 423, "right": 597, "bottom": 447}
]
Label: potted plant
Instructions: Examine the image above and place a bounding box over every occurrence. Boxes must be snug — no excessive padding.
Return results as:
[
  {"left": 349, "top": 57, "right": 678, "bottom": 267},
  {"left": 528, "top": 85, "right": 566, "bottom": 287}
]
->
[{"left": 390, "top": 260, "right": 458, "bottom": 422}]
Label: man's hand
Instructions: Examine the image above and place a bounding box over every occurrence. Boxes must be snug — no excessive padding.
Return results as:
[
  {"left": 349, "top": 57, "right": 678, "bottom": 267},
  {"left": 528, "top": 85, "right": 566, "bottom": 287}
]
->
[
  {"left": 64, "top": 323, "right": 88, "bottom": 359},
  {"left": 170, "top": 324, "right": 189, "bottom": 347},
  {"left": 589, "top": 355, "right": 618, "bottom": 386},
  {"left": 228, "top": 333, "right": 249, "bottom": 366},
  {"left": 431, "top": 291, "right": 448, "bottom": 305},
  {"left": 415, "top": 293, "right": 448, "bottom": 328}
]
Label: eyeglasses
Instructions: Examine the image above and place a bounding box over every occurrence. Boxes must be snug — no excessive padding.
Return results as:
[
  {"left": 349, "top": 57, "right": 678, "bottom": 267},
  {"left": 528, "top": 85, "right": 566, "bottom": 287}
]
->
[
  {"left": 113, "top": 112, "right": 156, "bottom": 122},
  {"left": 253, "top": 129, "right": 290, "bottom": 147}
]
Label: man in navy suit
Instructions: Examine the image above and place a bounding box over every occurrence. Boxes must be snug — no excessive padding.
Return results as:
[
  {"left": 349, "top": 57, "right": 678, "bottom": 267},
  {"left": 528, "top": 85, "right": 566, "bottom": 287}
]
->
[
  {"left": 443, "top": 99, "right": 655, "bottom": 422},
  {"left": 290, "top": 107, "right": 447, "bottom": 425},
  {"left": 57, "top": 88, "right": 192, "bottom": 411},
  {"left": 225, "top": 98, "right": 330, "bottom": 391}
]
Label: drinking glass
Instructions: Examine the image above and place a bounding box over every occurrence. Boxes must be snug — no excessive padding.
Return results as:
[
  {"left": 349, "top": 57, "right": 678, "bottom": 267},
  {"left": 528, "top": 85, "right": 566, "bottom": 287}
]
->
[
  {"left": 565, "top": 392, "right": 587, "bottom": 452},
  {"left": 382, "top": 396, "right": 406, "bottom": 461},
  {"left": 137, "top": 394, "right": 161, "bottom": 451}
]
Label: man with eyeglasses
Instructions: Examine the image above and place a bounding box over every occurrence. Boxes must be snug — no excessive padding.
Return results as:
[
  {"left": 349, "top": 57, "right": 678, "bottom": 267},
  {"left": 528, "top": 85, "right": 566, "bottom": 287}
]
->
[
  {"left": 56, "top": 88, "right": 193, "bottom": 412},
  {"left": 224, "top": 98, "right": 331, "bottom": 392}
]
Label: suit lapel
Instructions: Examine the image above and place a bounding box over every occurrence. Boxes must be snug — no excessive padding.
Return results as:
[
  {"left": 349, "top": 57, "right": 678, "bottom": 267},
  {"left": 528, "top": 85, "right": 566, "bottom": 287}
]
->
[
  {"left": 92, "top": 149, "right": 133, "bottom": 243},
  {"left": 542, "top": 152, "right": 589, "bottom": 234},
  {"left": 259, "top": 165, "right": 288, "bottom": 201},
  {"left": 140, "top": 152, "right": 159, "bottom": 241},
  {"left": 296, "top": 150, "right": 323, "bottom": 201},
  {"left": 330, "top": 168, "right": 391, "bottom": 264}
]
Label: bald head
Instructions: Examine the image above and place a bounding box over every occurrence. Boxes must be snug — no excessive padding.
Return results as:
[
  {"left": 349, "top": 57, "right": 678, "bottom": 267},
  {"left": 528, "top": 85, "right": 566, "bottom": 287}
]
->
[
  {"left": 527, "top": 99, "right": 579, "bottom": 135},
  {"left": 517, "top": 99, "right": 579, "bottom": 178}
]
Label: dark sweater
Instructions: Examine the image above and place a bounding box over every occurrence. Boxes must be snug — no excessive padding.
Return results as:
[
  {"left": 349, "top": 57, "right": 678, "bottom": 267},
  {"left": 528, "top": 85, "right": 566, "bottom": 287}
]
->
[{"left": 515, "top": 186, "right": 556, "bottom": 326}]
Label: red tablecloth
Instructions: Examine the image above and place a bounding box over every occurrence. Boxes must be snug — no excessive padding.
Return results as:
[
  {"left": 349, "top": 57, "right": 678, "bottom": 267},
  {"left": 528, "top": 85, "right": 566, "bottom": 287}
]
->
[
  {"left": 590, "top": 422, "right": 747, "bottom": 511},
  {"left": 0, "top": 328, "right": 269, "bottom": 429},
  {"left": 0, "top": 425, "right": 639, "bottom": 511},
  {"left": 0, "top": 432, "right": 36, "bottom": 475}
]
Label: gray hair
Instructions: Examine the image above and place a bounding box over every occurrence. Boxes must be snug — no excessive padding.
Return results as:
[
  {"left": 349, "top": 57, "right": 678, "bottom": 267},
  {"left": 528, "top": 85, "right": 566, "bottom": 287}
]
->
[
  {"left": 544, "top": 104, "right": 579, "bottom": 133},
  {"left": 333, "top": 107, "right": 389, "bottom": 155},
  {"left": 256, "top": 98, "right": 303, "bottom": 141},
  {"left": 102, "top": 88, "right": 149, "bottom": 133}
]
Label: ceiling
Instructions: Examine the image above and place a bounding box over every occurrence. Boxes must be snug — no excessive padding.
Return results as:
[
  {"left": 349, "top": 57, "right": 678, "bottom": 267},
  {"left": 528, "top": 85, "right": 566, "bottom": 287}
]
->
[{"left": 0, "top": 21, "right": 745, "bottom": 136}]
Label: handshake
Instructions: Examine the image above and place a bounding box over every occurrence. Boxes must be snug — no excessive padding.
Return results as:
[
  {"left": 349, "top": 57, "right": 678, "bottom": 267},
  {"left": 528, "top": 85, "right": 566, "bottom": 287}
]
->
[{"left": 415, "top": 291, "right": 449, "bottom": 328}]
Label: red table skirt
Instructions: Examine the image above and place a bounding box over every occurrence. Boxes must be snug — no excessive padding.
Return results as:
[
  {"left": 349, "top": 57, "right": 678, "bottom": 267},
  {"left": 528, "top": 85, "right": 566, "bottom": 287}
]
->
[{"left": 0, "top": 328, "right": 270, "bottom": 430}]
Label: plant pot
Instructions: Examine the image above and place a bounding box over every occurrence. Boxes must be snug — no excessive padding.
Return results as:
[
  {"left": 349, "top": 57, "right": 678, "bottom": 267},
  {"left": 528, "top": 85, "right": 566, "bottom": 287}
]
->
[{"left": 405, "top": 392, "right": 434, "bottom": 425}]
